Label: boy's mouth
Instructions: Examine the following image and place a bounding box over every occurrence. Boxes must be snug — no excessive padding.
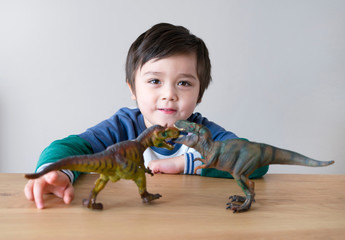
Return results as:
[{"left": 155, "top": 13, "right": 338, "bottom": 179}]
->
[{"left": 158, "top": 108, "right": 177, "bottom": 114}]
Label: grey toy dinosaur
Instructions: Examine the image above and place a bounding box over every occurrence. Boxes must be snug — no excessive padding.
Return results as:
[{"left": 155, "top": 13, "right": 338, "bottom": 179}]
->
[{"left": 174, "top": 120, "right": 335, "bottom": 213}]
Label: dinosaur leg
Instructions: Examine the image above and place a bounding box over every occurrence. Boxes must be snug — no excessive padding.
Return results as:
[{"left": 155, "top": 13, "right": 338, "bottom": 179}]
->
[
  {"left": 228, "top": 179, "right": 255, "bottom": 203},
  {"left": 134, "top": 173, "right": 161, "bottom": 203},
  {"left": 83, "top": 174, "right": 109, "bottom": 210},
  {"left": 227, "top": 175, "right": 255, "bottom": 213}
]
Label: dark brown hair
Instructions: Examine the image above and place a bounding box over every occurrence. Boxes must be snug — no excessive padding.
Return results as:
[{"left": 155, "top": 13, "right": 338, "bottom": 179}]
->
[{"left": 125, "top": 23, "right": 211, "bottom": 103}]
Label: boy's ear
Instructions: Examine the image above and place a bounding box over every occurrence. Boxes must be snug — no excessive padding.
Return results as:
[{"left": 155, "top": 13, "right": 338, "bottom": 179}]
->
[{"left": 127, "top": 81, "right": 136, "bottom": 100}]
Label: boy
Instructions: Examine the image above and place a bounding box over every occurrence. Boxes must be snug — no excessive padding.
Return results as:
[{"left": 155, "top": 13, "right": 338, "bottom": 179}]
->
[{"left": 24, "top": 23, "right": 268, "bottom": 209}]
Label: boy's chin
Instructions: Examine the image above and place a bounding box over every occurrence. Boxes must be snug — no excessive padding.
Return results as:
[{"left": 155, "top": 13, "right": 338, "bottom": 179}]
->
[
  {"left": 159, "top": 122, "right": 174, "bottom": 128},
  {"left": 144, "top": 120, "right": 175, "bottom": 128},
  {"left": 144, "top": 116, "right": 182, "bottom": 128},
  {"left": 156, "top": 121, "right": 176, "bottom": 128}
]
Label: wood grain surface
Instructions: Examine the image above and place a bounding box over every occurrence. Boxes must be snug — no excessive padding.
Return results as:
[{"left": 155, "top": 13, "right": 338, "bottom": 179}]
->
[{"left": 1, "top": 173, "right": 344, "bottom": 239}]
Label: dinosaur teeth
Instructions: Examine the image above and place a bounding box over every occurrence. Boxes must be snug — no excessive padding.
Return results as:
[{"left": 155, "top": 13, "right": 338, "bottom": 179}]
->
[
  {"left": 175, "top": 126, "right": 185, "bottom": 131},
  {"left": 164, "top": 139, "right": 174, "bottom": 146},
  {"left": 175, "top": 132, "right": 193, "bottom": 138}
]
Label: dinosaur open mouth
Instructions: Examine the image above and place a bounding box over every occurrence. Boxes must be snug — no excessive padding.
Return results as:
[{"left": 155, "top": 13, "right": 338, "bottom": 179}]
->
[
  {"left": 174, "top": 120, "right": 196, "bottom": 134},
  {"left": 174, "top": 122, "right": 186, "bottom": 131},
  {"left": 173, "top": 123, "right": 188, "bottom": 135},
  {"left": 164, "top": 139, "right": 175, "bottom": 148},
  {"left": 175, "top": 126, "right": 186, "bottom": 132},
  {"left": 173, "top": 132, "right": 192, "bottom": 142}
]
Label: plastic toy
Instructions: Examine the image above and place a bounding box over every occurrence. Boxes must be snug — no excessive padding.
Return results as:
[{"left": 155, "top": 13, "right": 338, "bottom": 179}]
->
[
  {"left": 174, "top": 120, "right": 334, "bottom": 213},
  {"left": 25, "top": 125, "right": 179, "bottom": 210}
]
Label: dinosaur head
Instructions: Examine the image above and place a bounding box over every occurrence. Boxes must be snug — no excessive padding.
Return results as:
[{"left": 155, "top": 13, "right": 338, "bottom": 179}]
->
[
  {"left": 151, "top": 126, "right": 180, "bottom": 150},
  {"left": 173, "top": 120, "right": 210, "bottom": 148}
]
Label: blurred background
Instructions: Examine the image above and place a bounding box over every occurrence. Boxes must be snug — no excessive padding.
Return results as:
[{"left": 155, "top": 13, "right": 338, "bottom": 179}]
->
[{"left": 0, "top": 0, "right": 344, "bottom": 174}]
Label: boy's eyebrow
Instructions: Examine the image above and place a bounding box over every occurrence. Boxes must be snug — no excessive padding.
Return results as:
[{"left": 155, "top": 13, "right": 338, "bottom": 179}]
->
[
  {"left": 143, "top": 71, "right": 197, "bottom": 80},
  {"left": 178, "top": 73, "right": 197, "bottom": 80},
  {"left": 143, "top": 71, "right": 163, "bottom": 76}
]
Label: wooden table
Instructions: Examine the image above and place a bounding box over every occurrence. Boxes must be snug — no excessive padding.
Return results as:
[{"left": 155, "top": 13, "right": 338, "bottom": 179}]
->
[{"left": 0, "top": 173, "right": 344, "bottom": 239}]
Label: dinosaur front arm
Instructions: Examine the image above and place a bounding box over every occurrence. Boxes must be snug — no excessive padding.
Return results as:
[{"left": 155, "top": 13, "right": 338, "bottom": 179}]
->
[
  {"left": 194, "top": 163, "right": 207, "bottom": 174},
  {"left": 193, "top": 156, "right": 216, "bottom": 174},
  {"left": 145, "top": 167, "right": 154, "bottom": 176}
]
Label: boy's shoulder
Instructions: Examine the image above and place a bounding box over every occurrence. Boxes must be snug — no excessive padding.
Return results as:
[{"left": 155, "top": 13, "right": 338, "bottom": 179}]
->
[
  {"left": 108, "top": 107, "right": 145, "bottom": 128},
  {"left": 116, "top": 107, "right": 141, "bottom": 117},
  {"left": 79, "top": 107, "right": 146, "bottom": 152}
]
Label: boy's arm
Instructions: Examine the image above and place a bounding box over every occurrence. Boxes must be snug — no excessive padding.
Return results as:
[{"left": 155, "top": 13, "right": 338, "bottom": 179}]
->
[
  {"left": 36, "top": 135, "right": 94, "bottom": 183},
  {"left": 25, "top": 135, "right": 94, "bottom": 209},
  {"left": 184, "top": 151, "right": 203, "bottom": 175},
  {"left": 148, "top": 155, "right": 185, "bottom": 174}
]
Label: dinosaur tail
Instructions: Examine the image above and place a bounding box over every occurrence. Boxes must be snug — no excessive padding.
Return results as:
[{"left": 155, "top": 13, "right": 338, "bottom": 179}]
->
[
  {"left": 267, "top": 145, "right": 334, "bottom": 167},
  {"left": 25, "top": 153, "right": 114, "bottom": 179}
]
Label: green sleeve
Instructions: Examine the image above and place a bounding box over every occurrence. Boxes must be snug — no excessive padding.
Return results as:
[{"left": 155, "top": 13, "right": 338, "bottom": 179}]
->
[
  {"left": 200, "top": 138, "right": 269, "bottom": 179},
  {"left": 36, "top": 135, "right": 94, "bottom": 182},
  {"left": 201, "top": 166, "right": 269, "bottom": 179}
]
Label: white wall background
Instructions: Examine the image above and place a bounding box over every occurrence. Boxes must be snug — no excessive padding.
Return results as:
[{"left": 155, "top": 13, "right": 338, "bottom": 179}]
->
[{"left": 0, "top": 0, "right": 344, "bottom": 174}]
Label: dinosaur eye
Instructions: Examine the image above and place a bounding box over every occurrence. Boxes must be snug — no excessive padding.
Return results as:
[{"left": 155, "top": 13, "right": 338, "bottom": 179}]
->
[{"left": 155, "top": 131, "right": 165, "bottom": 138}]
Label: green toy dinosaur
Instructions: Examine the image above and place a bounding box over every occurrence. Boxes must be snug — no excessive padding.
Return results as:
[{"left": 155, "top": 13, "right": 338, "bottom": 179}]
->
[
  {"left": 25, "top": 125, "right": 179, "bottom": 210},
  {"left": 174, "top": 120, "right": 335, "bottom": 213}
]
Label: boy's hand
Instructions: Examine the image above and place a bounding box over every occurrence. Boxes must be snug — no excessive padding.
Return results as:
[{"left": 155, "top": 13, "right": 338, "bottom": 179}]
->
[
  {"left": 148, "top": 156, "right": 185, "bottom": 174},
  {"left": 24, "top": 171, "right": 74, "bottom": 209}
]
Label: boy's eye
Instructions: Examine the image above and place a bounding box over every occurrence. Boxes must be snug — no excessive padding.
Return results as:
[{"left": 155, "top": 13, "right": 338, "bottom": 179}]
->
[
  {"left": 178, "top": 81, "right": 191, "bottom": 87},
  {"left": 149, "top": 79, "right": 161, "bottom": 84}
]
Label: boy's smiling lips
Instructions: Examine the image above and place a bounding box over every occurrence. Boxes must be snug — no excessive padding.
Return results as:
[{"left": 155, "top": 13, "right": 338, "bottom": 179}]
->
[{"left": 158, "top": 108, "right": 177, "bottom": 114}]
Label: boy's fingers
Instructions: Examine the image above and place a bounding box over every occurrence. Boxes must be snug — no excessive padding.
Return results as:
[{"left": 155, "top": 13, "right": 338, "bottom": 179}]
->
[
  {"left": 44, "top": 171, "right": 63, "bottom": 185},
  {"left": 63, "top": 184, "right": 75, "bottom": 204},
  {"left": 25, "top": 171, "right": 74, "bottom": 209},
  {"left": 44, "top": 171, "right": 70, "bottom": 199},
  {"left": 33, "top": 179, "right": 46, "bottom": 209},
  {"left": 45, "top": 171, "right": 71, "bottom": 186},
  {"left": 44, "top": 171, "right": 74, "bottom": 205},
  {"left": 24, "top": 180, "right": 34, "bottom": 201}
]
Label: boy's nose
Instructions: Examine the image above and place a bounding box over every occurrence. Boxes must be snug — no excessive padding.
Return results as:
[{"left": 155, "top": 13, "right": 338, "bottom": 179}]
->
[{"left": 161, "top": 85, "right": 177, "bottom": 101}]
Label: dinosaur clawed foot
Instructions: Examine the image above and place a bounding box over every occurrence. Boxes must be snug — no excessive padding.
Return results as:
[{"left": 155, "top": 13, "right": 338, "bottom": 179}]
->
[
  {"left": 141, "top": 192, "right": 162, "bottom": 203},
  {"left": 226, "top": 202, "right": 243, "bottom": 213},
  {"left": 229, "top": 195, "right": 247, "bottom": 203},
  {"left": 83, "top": 199, "right": 103, "bottom": 210},
  {"left": 226, "top": 195, "right": 252, "bottom": 213},
  {"left": 226, "top": 202, "right": 250, "bottom": 213}
]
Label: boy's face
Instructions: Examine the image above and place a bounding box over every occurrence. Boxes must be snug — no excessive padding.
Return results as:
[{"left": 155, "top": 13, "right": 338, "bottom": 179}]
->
[{"left": 129, "top": 53, "right": 200, "bottom": 128}]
